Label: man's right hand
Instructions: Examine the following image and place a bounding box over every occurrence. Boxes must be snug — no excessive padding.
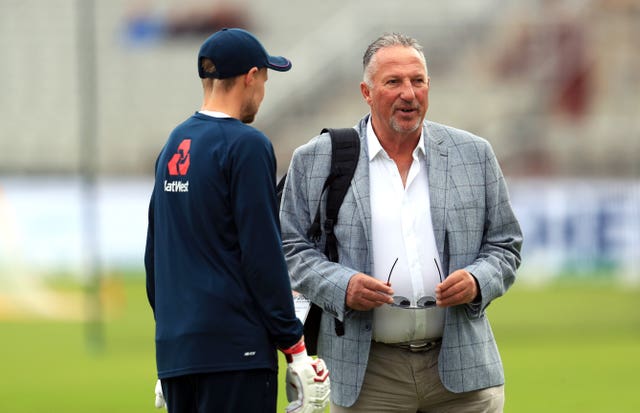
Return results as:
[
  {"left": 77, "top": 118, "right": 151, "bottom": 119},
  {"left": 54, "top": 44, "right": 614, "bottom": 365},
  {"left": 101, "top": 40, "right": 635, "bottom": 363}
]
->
[{"left": 346, "top": 273, "right": 394, "bottom": 311}]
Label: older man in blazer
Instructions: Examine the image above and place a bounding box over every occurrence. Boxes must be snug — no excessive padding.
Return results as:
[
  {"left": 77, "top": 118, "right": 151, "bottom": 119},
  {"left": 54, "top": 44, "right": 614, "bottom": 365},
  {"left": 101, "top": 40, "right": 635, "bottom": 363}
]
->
[{"left": 280, "top": 32, "right": 522, "bottom": 412}]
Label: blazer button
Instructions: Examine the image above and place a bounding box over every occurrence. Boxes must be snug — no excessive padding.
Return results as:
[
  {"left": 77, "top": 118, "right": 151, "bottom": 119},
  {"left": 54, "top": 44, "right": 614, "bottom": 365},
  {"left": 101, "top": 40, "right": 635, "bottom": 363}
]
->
[{"left": 364, "top": 323, "right": 371, "bottom": 331}]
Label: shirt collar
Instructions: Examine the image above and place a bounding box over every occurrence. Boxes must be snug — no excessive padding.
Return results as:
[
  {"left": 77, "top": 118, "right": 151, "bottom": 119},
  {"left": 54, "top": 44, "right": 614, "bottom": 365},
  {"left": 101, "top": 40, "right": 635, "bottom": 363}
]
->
[
  {"left": 199, "top": 110, "right": 232, "bottom": 118},
  {"left": 366, "top": 117, "right": 426, "bottom": 162}
]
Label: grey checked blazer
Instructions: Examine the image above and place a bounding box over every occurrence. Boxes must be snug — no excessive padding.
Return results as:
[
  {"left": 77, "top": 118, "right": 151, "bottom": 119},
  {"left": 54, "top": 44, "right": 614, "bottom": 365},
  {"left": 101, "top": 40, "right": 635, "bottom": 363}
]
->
[{"left": 280, "top": 115, "right": 523, "bottom": 407}]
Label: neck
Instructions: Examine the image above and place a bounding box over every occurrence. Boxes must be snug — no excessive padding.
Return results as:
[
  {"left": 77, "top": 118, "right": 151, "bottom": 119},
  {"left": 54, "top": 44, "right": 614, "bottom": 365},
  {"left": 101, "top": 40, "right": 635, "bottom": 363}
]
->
[
  {"left": 201, "top": 83, "right": 244, "bottom": 119},
  {"left": 374, "top": 125, "right": 421, "bottom": 159},
  {"left": 201, "top": 98, "right": 239, "bottom": 119}
]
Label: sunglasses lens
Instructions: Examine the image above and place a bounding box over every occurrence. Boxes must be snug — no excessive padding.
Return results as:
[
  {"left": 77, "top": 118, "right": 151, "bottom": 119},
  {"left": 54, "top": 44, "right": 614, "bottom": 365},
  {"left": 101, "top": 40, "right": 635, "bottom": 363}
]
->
[
  {"left": 392, "top": 296, "right": 410, "bottom": 307},
  {"left": 417, "top": 296, "right": 436, "bottom": 307},
  {"left": 391, "top": 296, "right": 437, "bottom": 308}
]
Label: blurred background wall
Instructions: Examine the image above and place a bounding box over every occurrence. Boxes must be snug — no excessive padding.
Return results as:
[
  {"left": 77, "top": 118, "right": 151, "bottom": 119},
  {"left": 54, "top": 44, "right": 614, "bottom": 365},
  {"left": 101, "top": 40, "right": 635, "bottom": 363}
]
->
[{"left": 0, "top": 0, "right": 638, "bottom": 284}]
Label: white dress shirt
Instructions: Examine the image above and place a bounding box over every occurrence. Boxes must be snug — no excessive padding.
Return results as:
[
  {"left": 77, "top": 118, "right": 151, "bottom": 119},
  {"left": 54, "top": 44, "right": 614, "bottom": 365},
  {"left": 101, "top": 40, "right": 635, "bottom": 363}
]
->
[{"left": 368, "top": 120, "right": 445, "bottom": 343}]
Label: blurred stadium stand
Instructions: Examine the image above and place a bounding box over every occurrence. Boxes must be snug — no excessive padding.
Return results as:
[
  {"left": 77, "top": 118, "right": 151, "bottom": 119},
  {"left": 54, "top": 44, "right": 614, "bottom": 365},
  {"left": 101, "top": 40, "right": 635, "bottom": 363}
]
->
[
  {"left": 0, "top": 0, "right": 638, "bottom": 177},
  {"left": 0, "top": 0, "right": 638, "bottom": 287},
  {"left": 0, "top": 0, "right": 637, "bottom": 334}
]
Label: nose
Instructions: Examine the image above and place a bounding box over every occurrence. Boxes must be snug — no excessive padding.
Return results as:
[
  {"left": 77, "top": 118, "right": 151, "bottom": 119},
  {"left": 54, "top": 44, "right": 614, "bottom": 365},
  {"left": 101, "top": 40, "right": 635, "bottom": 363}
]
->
[{"left": 399, "top": 79, "right": 416, "bottom": 101}]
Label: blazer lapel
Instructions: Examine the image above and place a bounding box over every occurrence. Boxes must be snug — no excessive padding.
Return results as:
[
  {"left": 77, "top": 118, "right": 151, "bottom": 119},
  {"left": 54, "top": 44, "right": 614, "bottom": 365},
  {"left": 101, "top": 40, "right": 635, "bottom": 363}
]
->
[
  {"left": 352, "top": 116, "right": 372, "bottom": 273},
  {"left": 425, "top": 122, "right": 449, "bottom": 272}
]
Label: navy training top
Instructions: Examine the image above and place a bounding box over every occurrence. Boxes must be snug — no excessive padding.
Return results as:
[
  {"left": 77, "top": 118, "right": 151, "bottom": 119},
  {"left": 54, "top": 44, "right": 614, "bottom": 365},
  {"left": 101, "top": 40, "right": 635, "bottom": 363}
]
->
[{"left": 145, "top": 112, "right": 303, "bottom": 379}]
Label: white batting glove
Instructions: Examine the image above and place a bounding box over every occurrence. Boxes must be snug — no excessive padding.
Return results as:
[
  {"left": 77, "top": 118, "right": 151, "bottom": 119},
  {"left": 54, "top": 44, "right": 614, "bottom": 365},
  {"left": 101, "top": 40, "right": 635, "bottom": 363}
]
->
[
  {"left": 281, "top": 340, "right": 330, "bottom": 413},
  {"left": 154, "top": 379, "right": 166, "bottom": 409}
]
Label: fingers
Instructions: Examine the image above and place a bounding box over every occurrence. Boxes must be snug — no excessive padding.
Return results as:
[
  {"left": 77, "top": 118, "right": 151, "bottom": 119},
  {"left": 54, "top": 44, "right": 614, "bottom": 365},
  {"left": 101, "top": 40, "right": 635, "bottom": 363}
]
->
[
  {"left": 346, "top": 273, "right": 394, "bottom": 311},
  {"left": 345, "top": 271, "right": 479, "bottom": 310},
  {"left": 435, "top": 270, "right": 478, "bottom": 307}
]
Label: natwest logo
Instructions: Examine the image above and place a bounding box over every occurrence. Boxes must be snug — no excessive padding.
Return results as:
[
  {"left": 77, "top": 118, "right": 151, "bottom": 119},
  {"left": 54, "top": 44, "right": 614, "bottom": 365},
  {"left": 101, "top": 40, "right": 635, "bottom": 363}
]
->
[{"left": 167, "top": 139, "right": 191, "bottom": 176}]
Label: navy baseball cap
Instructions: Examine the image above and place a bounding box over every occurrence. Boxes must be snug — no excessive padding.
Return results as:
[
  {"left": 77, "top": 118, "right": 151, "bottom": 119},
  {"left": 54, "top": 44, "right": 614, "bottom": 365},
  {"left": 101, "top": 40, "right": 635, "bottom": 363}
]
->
[{"left": 198, "top": 28, "right": 292, "bottom": 79}]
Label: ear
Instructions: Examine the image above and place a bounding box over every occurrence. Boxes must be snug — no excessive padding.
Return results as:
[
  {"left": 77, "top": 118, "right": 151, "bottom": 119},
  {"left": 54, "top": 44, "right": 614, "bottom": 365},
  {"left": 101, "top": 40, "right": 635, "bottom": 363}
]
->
[
  {"left": 244, "top": 67, "right": 259, "bottom": 86},
  {"left": 360, "top": 81, "right": 372, "bottom": 105}
]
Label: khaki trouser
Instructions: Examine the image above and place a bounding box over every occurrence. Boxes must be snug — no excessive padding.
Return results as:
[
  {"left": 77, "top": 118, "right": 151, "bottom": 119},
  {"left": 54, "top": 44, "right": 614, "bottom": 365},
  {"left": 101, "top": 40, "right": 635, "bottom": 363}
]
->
[{"left": 330, "top": 341, "right": 504, "bottom": 413}]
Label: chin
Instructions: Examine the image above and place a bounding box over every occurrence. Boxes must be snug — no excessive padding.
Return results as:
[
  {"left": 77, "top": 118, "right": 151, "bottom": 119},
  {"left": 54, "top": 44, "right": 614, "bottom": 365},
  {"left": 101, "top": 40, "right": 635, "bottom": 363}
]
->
[{"left": 392, "top": 120, "right": 421, "bottom": 134}]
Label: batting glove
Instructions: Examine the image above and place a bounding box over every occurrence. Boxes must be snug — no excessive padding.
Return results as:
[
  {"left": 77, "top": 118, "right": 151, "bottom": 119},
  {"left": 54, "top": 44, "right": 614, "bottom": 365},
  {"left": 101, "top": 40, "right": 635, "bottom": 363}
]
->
[
  {"left": 154, "top": 379, "right": 166, "bottom": 409},
  {"left": 281, "top": 340, "right": 330, "bottom": 413}
]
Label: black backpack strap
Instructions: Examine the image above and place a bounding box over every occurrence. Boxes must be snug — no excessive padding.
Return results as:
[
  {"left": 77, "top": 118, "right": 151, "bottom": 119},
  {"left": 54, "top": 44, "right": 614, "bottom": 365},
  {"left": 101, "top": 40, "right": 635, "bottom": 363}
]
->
[
  {"left": 306, "top": 127, "right": 360, "bottom": 338},
  {"left": 307, "top": 128, "right": 360, "bottom": 250},
  {"left": 322, "top": 128, "right": 360, "bottom": 262}
]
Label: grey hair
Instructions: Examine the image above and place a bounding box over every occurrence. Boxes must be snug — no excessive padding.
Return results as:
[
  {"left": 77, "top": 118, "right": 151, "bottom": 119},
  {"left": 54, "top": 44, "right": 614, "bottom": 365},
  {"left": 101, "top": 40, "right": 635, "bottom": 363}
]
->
[{"left": 362, "top": 32, "right": 427, "bottom": 87}]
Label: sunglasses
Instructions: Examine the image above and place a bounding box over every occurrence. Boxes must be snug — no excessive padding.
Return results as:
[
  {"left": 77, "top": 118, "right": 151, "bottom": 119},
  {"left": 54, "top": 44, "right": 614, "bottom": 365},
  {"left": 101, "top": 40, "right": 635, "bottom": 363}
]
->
[
  {"left": 390, "top": 295, "right": 437, "bottom": 309},
  {"left": 386, "top": 257, "right": 443, "bottom": 309}
]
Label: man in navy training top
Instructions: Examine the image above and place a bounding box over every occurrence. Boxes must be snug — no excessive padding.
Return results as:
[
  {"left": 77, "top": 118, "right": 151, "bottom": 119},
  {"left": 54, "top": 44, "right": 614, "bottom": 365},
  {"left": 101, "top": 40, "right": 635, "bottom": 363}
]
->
[{"left": 145, "top": 28, "right": 329, "bottom": 413}]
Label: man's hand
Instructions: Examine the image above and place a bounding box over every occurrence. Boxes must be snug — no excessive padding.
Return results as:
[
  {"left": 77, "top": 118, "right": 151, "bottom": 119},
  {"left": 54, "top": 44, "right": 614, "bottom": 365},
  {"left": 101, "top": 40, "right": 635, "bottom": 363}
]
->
[
  {"left": 346, "top": 273, "right": 394, "bottom": 311},
  {"left": 435, "top": 269, "right": 479, "bottom": 307},
  {"left": 154, "top": 379, "right": 166, "bottom": 409},
  {"left": 281, "top": 340, "right": 330, "bottom": 413}
]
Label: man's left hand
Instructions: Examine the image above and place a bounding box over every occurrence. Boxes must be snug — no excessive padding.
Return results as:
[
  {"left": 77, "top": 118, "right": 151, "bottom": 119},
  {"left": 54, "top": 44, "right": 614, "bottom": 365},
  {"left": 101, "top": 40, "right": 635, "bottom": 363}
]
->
[{"left": 435, "top": 269, "right": 479, "bottom": 307}]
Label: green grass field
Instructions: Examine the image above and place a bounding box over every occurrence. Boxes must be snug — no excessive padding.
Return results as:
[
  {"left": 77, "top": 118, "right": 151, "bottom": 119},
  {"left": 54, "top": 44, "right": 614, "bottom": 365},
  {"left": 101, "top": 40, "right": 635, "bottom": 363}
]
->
[{"left": 0, "top": 275, "right": 638, "bottom": 412}]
